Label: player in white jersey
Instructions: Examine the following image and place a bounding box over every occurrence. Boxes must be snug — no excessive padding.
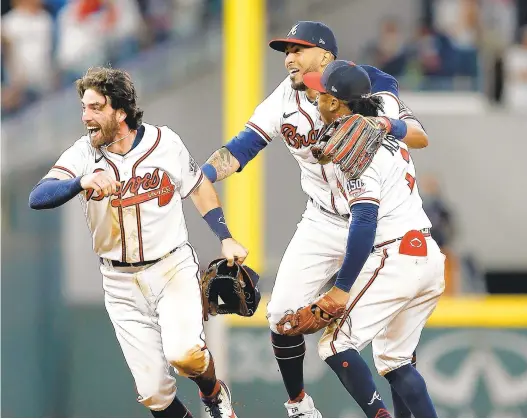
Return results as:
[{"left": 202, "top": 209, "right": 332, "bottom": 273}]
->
[
  {"left": 28, "top": 67, "right": 248, "bottom": 418},
  {"left": 202, "top": 21, "right": 429, "bottom": 417},
  {"left": 288, "top": 60, "right": 444, "bottom": 418}
]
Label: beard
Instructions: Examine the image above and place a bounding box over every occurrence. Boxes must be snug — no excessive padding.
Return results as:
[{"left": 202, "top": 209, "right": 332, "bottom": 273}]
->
[
  {"left": 89, "top": 112, "right": 120, "bottom": 148},
  {"left": 290, "top": 62, "right": 320, "bottom": 91},
  {"left": 290, "top": 77, "right": 307, "bottom": 91}
]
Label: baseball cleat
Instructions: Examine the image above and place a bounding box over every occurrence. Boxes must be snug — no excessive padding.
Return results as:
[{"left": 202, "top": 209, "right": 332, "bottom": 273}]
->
[
  {"left": 284, "top": 393, "right": 322, "bottom": 418},
  {"left": 200, "top": 380, "right": 237, "bottom": 418}
]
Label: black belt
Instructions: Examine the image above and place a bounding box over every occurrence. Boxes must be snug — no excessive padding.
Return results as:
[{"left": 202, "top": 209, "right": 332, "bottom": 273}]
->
[
  {"left": 372, "top": 228, "right": 432, "bottom": 252},
  {"left": 310, "top": 198, "right": 350, "bottom": 220},
  {"left": 100, "top": 246, "right": 179, "bottom": 268}
]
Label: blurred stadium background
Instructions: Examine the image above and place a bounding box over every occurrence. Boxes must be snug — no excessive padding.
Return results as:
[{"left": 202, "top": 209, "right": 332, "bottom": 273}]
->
[{"left": 2, "top": 0, "right": 527, "bottom": 417}]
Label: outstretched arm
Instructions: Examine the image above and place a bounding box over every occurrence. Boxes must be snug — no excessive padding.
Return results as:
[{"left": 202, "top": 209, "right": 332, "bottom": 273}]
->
[
  {"left": 202, "top": 127, "right": 269, "bottom": 183},
  {"left": 359, "top": 66, "right": 429, "bottom": 149},
  {"left": 377, "top": 117, "right": 429, "bottom": 149},
  {"left": 401, "top": 119, "right": 428, "bottom": 149},
  {"left": 202, "top": 147, "right": 241, "bottom": 183},
  {"left": 29, "top": 169, "right": 120, "bottom": 210}
]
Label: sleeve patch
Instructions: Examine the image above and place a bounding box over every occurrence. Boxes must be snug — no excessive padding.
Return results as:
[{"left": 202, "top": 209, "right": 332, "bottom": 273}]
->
[
  {"left": 189, "top": 155, "right": 199, "bottom": 176},
  {"left": 346, "top": 178, "right": 367, "bottom": 199}
]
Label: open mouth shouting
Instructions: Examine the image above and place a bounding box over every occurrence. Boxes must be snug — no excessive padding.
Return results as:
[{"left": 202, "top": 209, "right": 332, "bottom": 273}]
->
[
  {"left": 87, "top": 125, "right": 101, "bottom": 139},
  {"left": 288, "top": 68, "right": 300, "bottom": 79}
]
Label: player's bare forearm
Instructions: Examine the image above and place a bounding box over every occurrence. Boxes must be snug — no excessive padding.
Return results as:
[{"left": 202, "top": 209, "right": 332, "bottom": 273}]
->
[
  {"left": 402, "top": 119, "right": 428, "bottom": 149},
  {"left": 205, "top": 148, "right": 240, "bottom": 182},
  {"left": 190, "top": 177, "right": 222, "bottom": 216},
  {"left": 191, "top": 177, "right": 248, "bottom": 264}
]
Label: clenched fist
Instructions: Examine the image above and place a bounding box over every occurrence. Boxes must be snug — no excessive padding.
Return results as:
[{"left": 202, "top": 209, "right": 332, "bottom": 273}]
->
[{"left": 81, "top": 170, "right": 121, "bottom": 197}]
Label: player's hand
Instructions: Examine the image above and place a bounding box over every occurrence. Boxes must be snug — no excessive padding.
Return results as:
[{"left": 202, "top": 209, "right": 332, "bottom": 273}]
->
[
  {"left": 373, "top": 116, "right": 392, "bottom": 133},
  {"left": 80, "top": 170, "right": 121, "bottom": 197},
  {"left": 325, "top": 286, "right": 350, "bottom": 306},
  {"left": 221, "top": 238, "right": 248, "bottom": 266}
]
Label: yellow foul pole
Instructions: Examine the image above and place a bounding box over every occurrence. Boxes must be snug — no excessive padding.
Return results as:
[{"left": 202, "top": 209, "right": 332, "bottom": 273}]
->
[{"left": 223, "top": 0, "right": 265, "bottom": 273}]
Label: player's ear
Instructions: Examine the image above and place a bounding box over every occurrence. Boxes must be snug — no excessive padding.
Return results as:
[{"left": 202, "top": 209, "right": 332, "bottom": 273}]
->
[
  {"left": 320, "top": 51, "right": 333, "bottom": 67},
  {"left": 118, "top": 110, "right": 126, "bottom": 123},
  {"left": 329, "top": 97, "right": 340, "bottom": 112}
]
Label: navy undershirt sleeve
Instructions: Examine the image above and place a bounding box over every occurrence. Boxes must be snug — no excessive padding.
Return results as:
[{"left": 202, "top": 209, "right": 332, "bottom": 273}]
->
[
  {"left": 29, "top": 177, "right": 84, "bottom": 210},
  {"left": 335, "top": 203, "right": 379, "bottom": 292},
  {"left": 224, "top": 127, "right": 268, "bottom": 171}
]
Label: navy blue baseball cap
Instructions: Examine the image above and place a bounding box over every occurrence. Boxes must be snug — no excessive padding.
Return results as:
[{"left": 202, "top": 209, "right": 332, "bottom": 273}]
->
[
  {"left": 269, "top": 21, "right": 338, "bottom": 58},
  {"left": 303, "top": 60, "right": 372, "bottom": 101}
]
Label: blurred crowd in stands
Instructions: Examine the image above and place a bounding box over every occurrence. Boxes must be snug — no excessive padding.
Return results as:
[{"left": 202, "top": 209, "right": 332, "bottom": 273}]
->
[
  {"left": 419, "top": 173, "right": 487, "bottom": 296},
  {"left": 362, "top": 0, "right": 527, "bottom": 110},
  {"left": 2, "top": 0, "right": 526, "bottom": 117},
  {"left": 1, "top": 0, "right": 221, "bottom": 117}
]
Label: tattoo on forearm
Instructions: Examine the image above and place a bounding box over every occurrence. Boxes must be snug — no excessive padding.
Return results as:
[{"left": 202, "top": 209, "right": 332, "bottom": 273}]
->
[{"left": 206, "top": 148, "right": 238, "bottom": 182}]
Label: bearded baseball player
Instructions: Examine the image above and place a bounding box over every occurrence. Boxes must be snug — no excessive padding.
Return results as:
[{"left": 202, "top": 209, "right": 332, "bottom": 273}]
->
[
  {"left": 202, "top": 21, "right": 428, "bottom": 417},
  {"left": 277, "top": 61, "right": 443, "bottom": 419},
  {"left": 29, "top": 67, "right": 247, "bottom": 418}
]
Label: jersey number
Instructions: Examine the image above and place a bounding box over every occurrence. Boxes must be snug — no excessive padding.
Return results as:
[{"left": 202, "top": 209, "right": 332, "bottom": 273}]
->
[{"left": 400, "top": 148, "right": 416, "bottom": 192}]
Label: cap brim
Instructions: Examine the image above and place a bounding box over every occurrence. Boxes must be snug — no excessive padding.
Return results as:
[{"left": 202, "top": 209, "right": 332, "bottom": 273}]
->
[
  {"left": 303, "top": 72, "right": 326, "bottom": 93},
  {"left": 269, "top": 38, "right": 317, "bottom": 52}
]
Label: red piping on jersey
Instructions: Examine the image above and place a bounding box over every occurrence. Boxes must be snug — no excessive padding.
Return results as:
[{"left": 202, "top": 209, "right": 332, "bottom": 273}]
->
[
  {"left": 348, "top": 197, "right": 380, "bottom": 207},
  {"left": 330, "top": 249, "right": 388, "bottom": 355},
  {"left": 246, "top": 121, "right": 273, "bottom": 143},
  {"left": 320, "top": 165, "right": 328, "bottom": 181},
  {"left": 52, "top": 165, "right": 76, "bottom": 178},
  {"left": 101, "top": 155, "right": 127, "bottom": 262},
  {"left": 320, "top": 166, "right": 341, "bottom": 216},
  {"left": 330, "top": 194, "right": 339, "bottom": 215},
  {"left": 295, "top": 92, "right": 315, "bottom": 130},
  {"left": 374, "top": 233, "right": 431, "bottom": 250},
  {"left": 295, "top": 91, "right": 341, "bottom": 216},
  {"left": 182, "top": 172, "right": 204, "bottom": 199},
  {"left": 336, "top": 178, "right": 348, "bottom": 201},
  {"left": 131, "top": 127, "right": 162, "bottom": 262}
]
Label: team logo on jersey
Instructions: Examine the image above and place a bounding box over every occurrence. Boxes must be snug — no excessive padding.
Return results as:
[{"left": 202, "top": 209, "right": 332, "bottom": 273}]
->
[
  {"left": 281, "top": 124, "right": 319, "bottom": 149},
  {"left": 86, "top": 168, "right": 175, "bottom": 208},
  {"left": 410, "top": 238, "right": 423, "bottom": 248}
]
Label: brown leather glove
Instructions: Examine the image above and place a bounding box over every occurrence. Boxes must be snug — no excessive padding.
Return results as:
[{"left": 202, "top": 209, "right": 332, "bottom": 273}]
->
[
  {"left": 276, "top": 293, "right": 346, "bottom": 336},
  {"left": 311, "top": 114, "right": 387, "bottom": 179}
]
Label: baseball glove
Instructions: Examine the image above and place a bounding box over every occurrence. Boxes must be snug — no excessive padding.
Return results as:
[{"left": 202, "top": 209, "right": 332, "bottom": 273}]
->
[
  {"left": 311, "top": 114, "right": 388, "bottom": 179},
  {"left": 276, "top": 293, "right": 346, "bottom": 336},
  {"left": 200, "top": 258, "right": 260, "bottom": 321}
]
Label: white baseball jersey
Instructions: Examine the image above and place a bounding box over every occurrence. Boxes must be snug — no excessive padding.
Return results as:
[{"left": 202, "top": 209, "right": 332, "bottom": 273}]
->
[
  {"left": 335, "top": 137, "right": 432, "bottom": 245},
  {"left": 246, "top": 77, "right": 414, "bottom": 217},
  {"left": 320, "top": 125, "right": 442, "bottom": 375},
  {"left": 51, "top": 122, "right": 204, "bottom": 262}
]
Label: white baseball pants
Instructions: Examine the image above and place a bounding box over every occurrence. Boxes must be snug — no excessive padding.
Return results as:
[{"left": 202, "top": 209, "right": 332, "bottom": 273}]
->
[
  {"left": 101, "top": 243, "right": 208, "bottom": 411},
  {"left": 318, "top": 236, "right": 445, "bottom": 375}
]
